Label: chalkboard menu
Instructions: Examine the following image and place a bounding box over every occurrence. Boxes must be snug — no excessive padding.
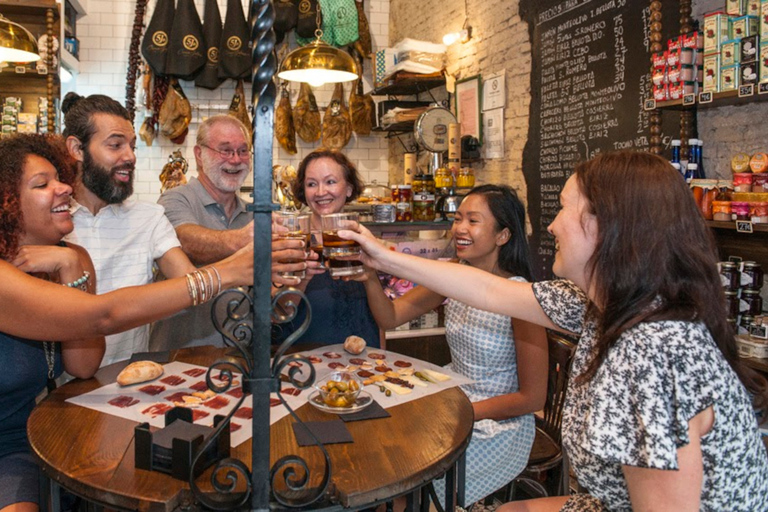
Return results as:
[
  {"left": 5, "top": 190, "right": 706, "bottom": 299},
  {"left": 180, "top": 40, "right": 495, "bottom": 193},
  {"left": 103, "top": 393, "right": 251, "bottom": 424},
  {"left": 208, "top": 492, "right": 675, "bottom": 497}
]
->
[{"left": 520, "top": 0, "right": 680, "bottom": 280}]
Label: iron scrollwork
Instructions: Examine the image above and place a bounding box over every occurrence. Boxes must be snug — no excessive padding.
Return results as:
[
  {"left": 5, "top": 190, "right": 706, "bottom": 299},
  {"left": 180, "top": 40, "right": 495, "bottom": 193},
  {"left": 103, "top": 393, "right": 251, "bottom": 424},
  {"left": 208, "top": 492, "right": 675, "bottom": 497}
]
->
[{"left": 190, "top": 286, "right": 334, "bottom": 509}]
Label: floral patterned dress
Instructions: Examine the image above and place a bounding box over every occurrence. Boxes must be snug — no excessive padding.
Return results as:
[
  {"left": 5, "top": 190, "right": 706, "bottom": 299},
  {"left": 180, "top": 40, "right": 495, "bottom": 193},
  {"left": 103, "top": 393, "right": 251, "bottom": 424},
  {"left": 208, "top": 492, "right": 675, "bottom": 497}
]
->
[
  {"left": 434, "top": 276, "right": 535, "bottom": 505},
  {"left": 532, "top": 280, "right": 768, "bottom": 511}
]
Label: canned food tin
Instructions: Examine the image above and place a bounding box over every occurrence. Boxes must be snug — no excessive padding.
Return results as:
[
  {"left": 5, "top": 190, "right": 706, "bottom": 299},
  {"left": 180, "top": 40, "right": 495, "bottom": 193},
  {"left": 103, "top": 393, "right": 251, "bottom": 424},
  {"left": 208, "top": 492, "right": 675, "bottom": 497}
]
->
[{"left": 373, "top": 204, "right": 396, "bottom": 223}]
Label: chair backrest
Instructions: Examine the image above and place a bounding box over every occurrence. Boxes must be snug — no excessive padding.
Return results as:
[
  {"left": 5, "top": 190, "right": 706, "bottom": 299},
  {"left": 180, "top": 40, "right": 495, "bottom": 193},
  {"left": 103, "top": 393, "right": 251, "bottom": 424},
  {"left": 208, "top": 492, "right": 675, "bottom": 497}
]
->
[{"left": 540, "top": 331, "right": 577, "bottom": 444}]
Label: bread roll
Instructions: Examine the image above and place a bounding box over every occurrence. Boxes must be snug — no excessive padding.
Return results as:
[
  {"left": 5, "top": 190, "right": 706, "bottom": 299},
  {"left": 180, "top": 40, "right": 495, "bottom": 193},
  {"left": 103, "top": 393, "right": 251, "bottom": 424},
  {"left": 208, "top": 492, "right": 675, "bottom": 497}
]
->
[
  {"left": 116, "top": 361, "right": 164, "bottom": 386},
  {"left": 343, "top": 335, "right": 366, "bottom": 355}
]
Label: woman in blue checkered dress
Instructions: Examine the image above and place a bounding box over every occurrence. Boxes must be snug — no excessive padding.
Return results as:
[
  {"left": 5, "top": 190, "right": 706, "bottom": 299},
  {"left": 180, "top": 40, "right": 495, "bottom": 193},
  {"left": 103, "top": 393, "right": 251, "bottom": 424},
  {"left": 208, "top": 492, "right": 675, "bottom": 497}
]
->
[{"left": 357, "top": 185, "right": 548, "bottom": 505}]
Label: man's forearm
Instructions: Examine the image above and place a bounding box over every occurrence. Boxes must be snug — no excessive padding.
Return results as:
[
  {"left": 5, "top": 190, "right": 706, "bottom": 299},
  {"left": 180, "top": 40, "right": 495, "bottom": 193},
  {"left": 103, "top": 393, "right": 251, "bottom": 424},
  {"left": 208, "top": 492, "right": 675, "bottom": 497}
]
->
[{"left": 176, "top": 224, "right": 249, "bottom": 265}]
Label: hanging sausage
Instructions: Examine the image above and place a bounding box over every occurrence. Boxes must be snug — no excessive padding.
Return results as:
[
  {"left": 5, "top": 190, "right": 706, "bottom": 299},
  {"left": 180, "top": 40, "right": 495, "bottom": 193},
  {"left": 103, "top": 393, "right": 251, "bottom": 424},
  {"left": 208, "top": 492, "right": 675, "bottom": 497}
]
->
[
  {"left": 195, "top": 0, "right": 225, "bottom": 90},
  {"left": 294, "top": 83, "right": 322, "bottom": 143},
  {"left": 322, "top": 82, "right": 352, "bottom": 150},
  {"left": 275, "top": 84, "right": 298, "bottom": 154},
  {"left": 229, "top": 79, "right": 253, "bottom": 137}
]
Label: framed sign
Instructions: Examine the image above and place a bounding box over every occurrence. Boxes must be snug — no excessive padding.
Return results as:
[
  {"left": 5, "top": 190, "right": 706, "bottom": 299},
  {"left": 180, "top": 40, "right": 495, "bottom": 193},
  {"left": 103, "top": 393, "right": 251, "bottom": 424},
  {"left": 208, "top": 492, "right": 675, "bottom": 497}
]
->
[{"left": 455, "top": 75, "right": 482, "bottom": 143}]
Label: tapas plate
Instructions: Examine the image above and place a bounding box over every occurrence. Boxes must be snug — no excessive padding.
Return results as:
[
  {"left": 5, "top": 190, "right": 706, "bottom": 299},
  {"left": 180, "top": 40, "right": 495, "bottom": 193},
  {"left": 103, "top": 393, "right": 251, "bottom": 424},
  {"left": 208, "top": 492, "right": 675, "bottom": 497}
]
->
[{"left": 308, "top": 390, "right": 373, "bottom": 415}]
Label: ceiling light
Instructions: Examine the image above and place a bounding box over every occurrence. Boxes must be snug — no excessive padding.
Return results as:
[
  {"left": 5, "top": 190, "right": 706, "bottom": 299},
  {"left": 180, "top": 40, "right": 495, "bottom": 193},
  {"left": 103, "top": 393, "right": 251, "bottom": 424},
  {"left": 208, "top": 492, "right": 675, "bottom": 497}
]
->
[
  {"left": 0, "top": 15, "right": 40, "bottom": 63},
  {"left": 278, "top": 37, "right": 358, "bottom": 87}
]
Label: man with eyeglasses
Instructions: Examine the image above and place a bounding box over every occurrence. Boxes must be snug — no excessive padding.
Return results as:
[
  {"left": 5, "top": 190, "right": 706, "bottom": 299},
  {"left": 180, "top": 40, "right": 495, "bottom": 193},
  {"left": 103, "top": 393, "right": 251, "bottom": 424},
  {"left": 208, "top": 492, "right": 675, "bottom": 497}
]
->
[{"left": 150, "top": 114, "right": 280, "bottom": 350}]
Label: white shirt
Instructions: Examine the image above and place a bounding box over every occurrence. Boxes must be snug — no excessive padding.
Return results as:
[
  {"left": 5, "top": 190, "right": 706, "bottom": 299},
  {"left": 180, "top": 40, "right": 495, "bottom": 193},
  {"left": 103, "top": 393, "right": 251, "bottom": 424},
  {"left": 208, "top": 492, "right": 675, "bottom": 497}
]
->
[{"left": 65, "top": 199, "right": 181, "bottom": 366}]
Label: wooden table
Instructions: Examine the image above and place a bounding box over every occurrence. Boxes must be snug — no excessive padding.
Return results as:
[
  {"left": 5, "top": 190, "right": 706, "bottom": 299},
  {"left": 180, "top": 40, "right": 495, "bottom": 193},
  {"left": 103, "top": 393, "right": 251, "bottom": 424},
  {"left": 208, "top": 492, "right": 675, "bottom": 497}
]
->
[{"left": 28, "top": 346, "right": 474, "bottom": 511}]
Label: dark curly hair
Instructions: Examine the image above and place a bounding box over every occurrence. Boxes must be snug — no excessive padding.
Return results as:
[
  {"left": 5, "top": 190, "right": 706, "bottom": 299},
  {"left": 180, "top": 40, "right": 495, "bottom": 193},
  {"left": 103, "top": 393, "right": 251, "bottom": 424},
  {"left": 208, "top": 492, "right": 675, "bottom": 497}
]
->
[
  {"left": 0, "top": 134, "right": 75, "bottom": 260},
  {"left": 292, "top": 148, "right": 364, "bottom": 206}
]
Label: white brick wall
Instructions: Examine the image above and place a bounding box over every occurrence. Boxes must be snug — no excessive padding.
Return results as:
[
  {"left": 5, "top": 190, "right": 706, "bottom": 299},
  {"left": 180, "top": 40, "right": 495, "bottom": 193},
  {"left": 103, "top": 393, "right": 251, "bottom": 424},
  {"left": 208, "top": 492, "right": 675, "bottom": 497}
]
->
[
  {"left": 387, "top": 0, "right": 531, "bottom": 201},
  {"left": 76, "top": 0, "right": 391, "bottom": 203}
]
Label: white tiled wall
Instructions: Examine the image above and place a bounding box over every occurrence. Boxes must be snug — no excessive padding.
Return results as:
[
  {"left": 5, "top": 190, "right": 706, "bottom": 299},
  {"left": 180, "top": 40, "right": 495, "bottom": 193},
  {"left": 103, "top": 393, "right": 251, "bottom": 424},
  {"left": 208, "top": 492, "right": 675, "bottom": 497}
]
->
[{"left": 75, "top": 0, "right": 391, "bottom": 203}]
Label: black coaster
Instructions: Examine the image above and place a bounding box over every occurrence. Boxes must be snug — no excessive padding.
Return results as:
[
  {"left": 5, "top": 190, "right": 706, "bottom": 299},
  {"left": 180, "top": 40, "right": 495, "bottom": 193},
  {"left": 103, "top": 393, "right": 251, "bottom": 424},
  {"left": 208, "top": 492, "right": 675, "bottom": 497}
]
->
[
  {"left": 339, "top": 400, "right": 391, "bottom": 422},
  {"left": 292, "top": 420, "right": 353, "bottom": 446},
  {"left": 130, "top": 351, "right": 171, "bottom": 364}
]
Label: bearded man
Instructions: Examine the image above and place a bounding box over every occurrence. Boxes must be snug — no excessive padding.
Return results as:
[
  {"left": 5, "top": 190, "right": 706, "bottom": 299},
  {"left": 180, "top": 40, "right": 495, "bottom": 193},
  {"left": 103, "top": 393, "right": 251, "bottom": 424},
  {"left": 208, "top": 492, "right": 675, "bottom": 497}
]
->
[
  {"left": 62, "top": 93, "right": 195, "bottom": 365},
  {"left": 149, "top": 115, "right": 259, "bottom": 351}
]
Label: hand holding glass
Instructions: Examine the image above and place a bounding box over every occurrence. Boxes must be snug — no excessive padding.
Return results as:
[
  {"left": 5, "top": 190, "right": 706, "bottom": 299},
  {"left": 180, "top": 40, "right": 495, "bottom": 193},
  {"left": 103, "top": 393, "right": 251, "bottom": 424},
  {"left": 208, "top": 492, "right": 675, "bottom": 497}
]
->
[
  {"left": 275, "top": 211, "right": 311, "bottom": 280},
  {"left": 321, "top": 212, "right": 364, "bottom": 277}
]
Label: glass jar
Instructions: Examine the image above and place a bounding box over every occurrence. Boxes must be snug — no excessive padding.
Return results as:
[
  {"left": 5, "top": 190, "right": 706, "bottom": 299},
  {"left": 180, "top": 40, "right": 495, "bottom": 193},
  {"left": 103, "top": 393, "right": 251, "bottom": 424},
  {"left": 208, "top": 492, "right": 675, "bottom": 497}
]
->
[
  {"left": 412, "top": 174, "right": 425, "bottom": 195},
  {"left": 712, "top": 201, "right": 732, "bottom": 222},
  {"left": 395, "top": 201, "right": 412, "bottom": 222},
  {"left": 719, "top": 261, "right": 741, "bottom": 291},
  {"left": 391, "top": 184, "right": 400, "bottom": 203},
  {"left": 423, "top": 174, "right": 436, "bottom": 194},
  {"left": 733, "top": 173, "right": 753, "bottom": 193},
  {"left": 751, "top": 201, "right": 768, "bottom": 223},
  {"left": 716, "top": 180, "right": 734, "bottom": 201},
  {"left": 752, "top": 173, "right": 768, "bottom": 193},
  {"left": 741, "top": 289, "right": 763, "bottom": 316},
  {"left": 692, "top": 179, "right": 718, "bottom": 220},
  {"left": 741, "top": 261, "right": 764, "bottom": 290},
  {"left": 724, "top": 290, "right": 740, "bottom": 318},
  {"left": 732, "top": 201, "right": 750, "bottom": 220},
  {"left": 434, "top": 167, "right": 453, "bottom": 189},
  {"left": 726, "top": 316, "right": 738, "bottom": 334},
  {"left": 739, "top": 315, "right": 755, "bottom": 335},
  {"left": 397, "top": 184, "right": 412, "bottom": 204},
  {"left": 457, "top": 168, "right": 475, "bottom": 188},
  {"left": 413, "top": 175, "right": 436, "bottom": 221}
]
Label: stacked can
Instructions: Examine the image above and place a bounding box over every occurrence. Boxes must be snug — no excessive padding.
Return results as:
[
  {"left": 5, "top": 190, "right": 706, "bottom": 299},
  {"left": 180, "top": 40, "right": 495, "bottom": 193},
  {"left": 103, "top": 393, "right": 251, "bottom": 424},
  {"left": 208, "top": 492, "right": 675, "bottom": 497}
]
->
[{"left": 720, "top": 260, "right": 764, "bottom": 333}]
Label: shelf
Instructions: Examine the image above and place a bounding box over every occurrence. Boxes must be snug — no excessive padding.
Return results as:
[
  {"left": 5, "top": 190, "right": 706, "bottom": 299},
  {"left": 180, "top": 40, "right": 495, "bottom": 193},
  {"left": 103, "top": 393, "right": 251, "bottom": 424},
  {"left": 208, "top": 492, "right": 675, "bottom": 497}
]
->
[
  {"left": 372, "top": 72, "right": 445, "bottom": 96},
  {"left": 372, "top": 121, "right": 416, "bottom": 133},
  {"left": 648, "top": 87, "right": 768, "bottom": 111},
  {"left": 706, "top": 220, "right": 768, "bottom": 233},
  {"left": 363, "top": 221, "right": 452, "bottom": 233},
  {"left": 0, "top": 0, "right": 57, "bottom": 14},
  {"left": 61, "top": 48, "right": 79, "bottom": 73}
]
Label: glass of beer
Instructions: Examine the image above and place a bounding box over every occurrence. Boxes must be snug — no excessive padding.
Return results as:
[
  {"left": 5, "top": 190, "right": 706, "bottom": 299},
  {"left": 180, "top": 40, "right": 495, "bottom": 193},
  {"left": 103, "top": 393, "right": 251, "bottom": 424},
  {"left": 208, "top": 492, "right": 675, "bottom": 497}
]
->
[
  {"left": 274, "top": 211, "right": 311, "bottom": 280},
  {"left": 310, "top": 230, "right": 324, "bottom": 266},
  {"left": 321, "top": 212, "right": 364, "bottom": 277}
]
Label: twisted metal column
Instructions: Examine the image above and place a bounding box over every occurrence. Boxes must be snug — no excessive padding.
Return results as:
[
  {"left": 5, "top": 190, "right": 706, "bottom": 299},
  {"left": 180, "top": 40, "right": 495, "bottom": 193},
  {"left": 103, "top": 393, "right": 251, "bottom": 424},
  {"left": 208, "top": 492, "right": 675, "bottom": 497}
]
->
[{"left": 249, "top": 1, "right": 278, "bottom": 510}]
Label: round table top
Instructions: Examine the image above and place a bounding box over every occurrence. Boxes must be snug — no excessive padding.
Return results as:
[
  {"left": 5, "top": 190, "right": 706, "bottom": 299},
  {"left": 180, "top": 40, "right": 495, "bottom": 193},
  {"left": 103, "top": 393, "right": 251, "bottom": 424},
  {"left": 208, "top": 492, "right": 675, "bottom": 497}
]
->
[{"left": 28, "top": 346, "right": 473, "bottom": 511}]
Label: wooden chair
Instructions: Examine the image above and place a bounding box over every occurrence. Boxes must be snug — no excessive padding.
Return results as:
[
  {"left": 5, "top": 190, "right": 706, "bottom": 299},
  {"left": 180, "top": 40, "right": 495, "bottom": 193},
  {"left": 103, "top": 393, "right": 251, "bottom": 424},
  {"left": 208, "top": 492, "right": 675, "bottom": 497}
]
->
[{"left": 505, "top": 330, "right": 576, "bottom": 500}]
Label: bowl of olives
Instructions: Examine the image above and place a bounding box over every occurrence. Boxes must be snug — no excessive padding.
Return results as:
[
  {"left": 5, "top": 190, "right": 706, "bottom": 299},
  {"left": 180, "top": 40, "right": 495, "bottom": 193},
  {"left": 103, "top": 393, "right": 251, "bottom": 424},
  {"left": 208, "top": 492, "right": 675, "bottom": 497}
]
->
[{"left": 315, "top": 371, "right": 362, "bottom": 408}]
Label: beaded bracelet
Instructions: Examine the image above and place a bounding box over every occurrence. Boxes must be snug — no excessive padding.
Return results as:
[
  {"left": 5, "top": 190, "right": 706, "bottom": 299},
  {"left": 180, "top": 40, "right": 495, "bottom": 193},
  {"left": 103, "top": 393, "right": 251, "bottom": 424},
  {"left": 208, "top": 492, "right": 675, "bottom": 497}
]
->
[{"left": 64, "top": 271, "right": 90, "bottom": 291}]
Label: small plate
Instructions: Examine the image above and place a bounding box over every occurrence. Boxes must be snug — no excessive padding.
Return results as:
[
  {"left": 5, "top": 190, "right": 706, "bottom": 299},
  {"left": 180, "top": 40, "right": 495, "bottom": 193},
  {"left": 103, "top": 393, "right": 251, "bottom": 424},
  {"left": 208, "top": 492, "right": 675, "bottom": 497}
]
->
[{"left": 308, "top": 390, "right": 373, "bottom": 415}]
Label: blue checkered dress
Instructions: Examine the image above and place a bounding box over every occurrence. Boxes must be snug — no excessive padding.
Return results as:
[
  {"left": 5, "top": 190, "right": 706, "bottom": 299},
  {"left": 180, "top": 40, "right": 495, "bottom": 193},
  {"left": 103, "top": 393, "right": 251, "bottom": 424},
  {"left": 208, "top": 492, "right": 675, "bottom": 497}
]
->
[{"left": 433, "top": 276, "right": 535, "bottom": 505}]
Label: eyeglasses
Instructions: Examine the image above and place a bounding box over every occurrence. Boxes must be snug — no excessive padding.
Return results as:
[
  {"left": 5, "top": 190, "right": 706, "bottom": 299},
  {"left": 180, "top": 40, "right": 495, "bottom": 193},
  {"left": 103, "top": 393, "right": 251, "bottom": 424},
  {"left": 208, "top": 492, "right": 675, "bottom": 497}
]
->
[{"left": 200, "top": 144, "right": 252, "bottom": 160}]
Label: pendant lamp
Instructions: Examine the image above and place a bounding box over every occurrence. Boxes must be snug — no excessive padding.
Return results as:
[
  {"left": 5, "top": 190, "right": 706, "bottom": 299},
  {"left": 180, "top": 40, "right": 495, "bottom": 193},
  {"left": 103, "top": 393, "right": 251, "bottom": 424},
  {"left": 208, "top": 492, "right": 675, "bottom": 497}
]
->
[
  {"left": 0, "top": 15, "right": 40, "bottom": 63},
  {"left": 277, "top": 3, "right": 357, "bottom": 87}
]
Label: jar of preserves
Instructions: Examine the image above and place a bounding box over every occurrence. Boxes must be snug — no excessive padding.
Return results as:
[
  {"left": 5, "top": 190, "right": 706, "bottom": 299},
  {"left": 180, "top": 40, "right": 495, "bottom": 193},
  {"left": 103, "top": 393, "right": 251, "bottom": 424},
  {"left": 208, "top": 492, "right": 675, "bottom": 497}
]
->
[
  {"left": 457, "top": 167, "right": 475, "bottom": 188},
  {"left": 741, "top": 289, "right": 763, "bottom": 316},
  {"left": 412, "top": 174, "right": 425, "bottom": 194},
  {"left": 395, "top": 201, "right": 412, "bottom": 222},
  {"left": 719, "top": 261, "right": 741, "bottom": 290},
  {"left": 391, "top": 184, "right": 400, "bottom": 203},
  {"left": 739, "top": 315, "right": 755, "bottom": 335},
  {"left": 724, "top": 290, "right": 740, "bottom": 318},
  {"left": 691, "top": 179, "right": 718, "bottom": 219},
  {"left": 434, "top": 167, "right": 453, "bottom": 189},
  {"left": 752, "top": 173, "right": 768, "bottom": 193},
  {"left": 712, "top": 201, "right": 732, "bottom": 222},
  {"left": 397, "top": 184, "right": 412, "bottom": 204},
  {"left": 716, "top": 180, "right": 734, "bottom": 201},
  {"left": 732, "top": 201, "right": 750, "bottom": 220},
  {"left": 423, "top": 174, "right": 436, "bottom": 194},
  {"left": 751, "top": 201, "right": 768, "bottom": 223},
  {"left": 741, "top": 261, "right": 764, "bottom": 290},
  {"left": 733, "top": 173, "right": 753, "bottom": 193},
  {"left": 413, "top": 175, "right": 436, "bottom": 221},
  {"left": 726, "top": 317, "right": 738, "bottom": 334}
]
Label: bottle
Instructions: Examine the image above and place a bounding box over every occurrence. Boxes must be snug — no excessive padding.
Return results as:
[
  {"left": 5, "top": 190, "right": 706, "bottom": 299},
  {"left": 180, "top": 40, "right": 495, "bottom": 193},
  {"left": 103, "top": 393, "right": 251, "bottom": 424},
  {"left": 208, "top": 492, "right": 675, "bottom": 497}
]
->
[
  {"left": 684, "top": 162, "right": 698, "bottom": 184},
  {"left": 670, "top": 139, "right": 681, "bottom": 165},
  {"left": 697, "top": 139, "right": 705, "bottom": 178}
]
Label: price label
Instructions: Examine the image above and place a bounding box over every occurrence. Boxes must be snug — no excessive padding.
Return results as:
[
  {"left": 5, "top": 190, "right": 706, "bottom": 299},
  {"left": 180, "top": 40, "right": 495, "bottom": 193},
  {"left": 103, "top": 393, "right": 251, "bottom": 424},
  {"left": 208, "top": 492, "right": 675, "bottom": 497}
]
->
[
  {"left": 643, "top": 99, "right": 656, "bottom": 111},
  {"left": 736, "top": 220, "right": 754, "bottom": 233},
  {"left": 14, "top": 66, "right": 26, "bottom": 74},
  {"left": 682, "top": 93, "right": 696, "bottom": 106},
  {"left": 759, "top": 82, "right": 768, "bottom": 95},
  {"left": 698, "top": 91, "right": 713, "bottom": 104},
  {"left": 749, "top": 323, "right": 768, "bottom": 339},
  {"left": 36, "top": 64, "right": 47, "bottom": 75},
  {"left": 738, "top": 84, "right": 755, "bottom": 97}
]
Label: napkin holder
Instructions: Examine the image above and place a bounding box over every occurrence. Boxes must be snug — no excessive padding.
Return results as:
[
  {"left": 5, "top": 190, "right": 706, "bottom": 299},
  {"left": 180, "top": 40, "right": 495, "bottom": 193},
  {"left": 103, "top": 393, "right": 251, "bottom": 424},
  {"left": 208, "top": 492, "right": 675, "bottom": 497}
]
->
[{"left": 135, "top": 407, "right": 230, "bottom": 480}]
